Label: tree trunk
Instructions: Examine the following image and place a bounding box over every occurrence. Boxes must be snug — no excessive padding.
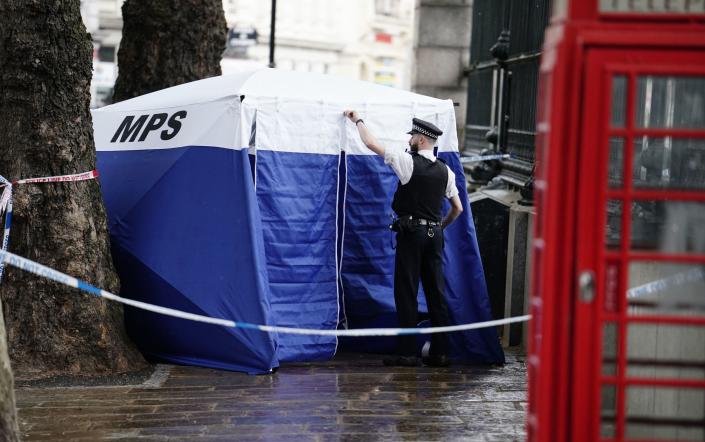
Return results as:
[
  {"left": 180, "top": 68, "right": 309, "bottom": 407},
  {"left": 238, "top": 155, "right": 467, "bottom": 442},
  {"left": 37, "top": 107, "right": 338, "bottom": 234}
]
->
[
  {"left": 113, "top": 0, "right": 227, "bottom": 102},
  {"left": 0, "top": 1, "right": 146, "bottom": 377},
  {"left": 0, "top": 301, "right": 19, "bottom": 442}
]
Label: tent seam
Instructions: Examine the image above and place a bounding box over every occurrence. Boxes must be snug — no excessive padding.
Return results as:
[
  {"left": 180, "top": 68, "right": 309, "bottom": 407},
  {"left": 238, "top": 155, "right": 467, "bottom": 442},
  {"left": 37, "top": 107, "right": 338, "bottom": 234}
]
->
[
  {"left": 333, "top": 141, "right": 341, "bottom": 356},
  {"left": 338, "top": 150, "right": 349, "bottom": 330}
]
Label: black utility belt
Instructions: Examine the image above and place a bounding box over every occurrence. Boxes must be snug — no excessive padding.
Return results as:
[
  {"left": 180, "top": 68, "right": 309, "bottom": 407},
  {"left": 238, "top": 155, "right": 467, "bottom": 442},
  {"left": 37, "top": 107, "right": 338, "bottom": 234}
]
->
[
  {"left": 410, "top": 218, "right": 441, "bottom": 226},
  {"left": 390, "top": 216, "right": 441, "bottom": 232}
]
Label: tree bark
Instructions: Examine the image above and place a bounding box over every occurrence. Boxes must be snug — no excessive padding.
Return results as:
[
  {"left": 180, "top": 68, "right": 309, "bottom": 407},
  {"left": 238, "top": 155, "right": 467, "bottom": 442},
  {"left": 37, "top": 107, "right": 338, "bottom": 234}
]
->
[
  {"left": 0, "top": 1, "right": 146, "bottom": 377},
  {"left": 113, "top": 0, "right": 227, "bottom": 102},
  {"left": 0, "top": 302, "right": 19, "bottom": 442}
]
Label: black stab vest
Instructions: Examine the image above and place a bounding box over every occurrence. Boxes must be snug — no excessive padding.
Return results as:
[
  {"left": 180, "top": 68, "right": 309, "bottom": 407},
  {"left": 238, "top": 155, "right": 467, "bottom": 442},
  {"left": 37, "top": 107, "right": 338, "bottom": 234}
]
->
[{"left": 392, "top": 153, "right": 448, "bottom": 222}]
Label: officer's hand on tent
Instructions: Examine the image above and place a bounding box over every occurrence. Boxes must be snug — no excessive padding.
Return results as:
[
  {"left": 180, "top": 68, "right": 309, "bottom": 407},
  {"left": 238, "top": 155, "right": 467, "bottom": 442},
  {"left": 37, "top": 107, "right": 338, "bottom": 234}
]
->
[{"left": 344, "top": 110, "right": 360, "bottom": 122}]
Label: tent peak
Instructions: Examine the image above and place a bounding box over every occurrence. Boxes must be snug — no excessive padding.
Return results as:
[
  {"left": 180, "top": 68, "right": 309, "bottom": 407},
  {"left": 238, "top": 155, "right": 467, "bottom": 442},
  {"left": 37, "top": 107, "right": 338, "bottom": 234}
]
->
[{"left": 96, "top": 68, "right": 449, "bottom": 113}]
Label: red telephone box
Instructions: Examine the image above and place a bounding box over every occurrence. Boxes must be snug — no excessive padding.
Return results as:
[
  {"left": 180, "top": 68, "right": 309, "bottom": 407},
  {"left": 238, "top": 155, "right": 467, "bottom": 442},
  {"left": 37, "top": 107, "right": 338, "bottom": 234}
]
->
[{"left": 530, "top": 1, "right": 705, "bottom": 441}]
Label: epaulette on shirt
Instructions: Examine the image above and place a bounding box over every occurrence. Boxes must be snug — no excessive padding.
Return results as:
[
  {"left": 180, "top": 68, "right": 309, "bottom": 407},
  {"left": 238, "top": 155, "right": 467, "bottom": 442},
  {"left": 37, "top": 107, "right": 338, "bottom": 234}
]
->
[{"left": 410, "top": 151, "right": 446, "bottom": 164}]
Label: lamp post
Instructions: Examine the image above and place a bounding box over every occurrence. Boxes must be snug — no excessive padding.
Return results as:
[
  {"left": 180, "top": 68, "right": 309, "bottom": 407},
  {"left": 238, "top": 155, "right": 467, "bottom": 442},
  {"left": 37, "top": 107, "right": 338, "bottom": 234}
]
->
[{"left": 268, "top": 0, "right": 276, "bottom": 68}]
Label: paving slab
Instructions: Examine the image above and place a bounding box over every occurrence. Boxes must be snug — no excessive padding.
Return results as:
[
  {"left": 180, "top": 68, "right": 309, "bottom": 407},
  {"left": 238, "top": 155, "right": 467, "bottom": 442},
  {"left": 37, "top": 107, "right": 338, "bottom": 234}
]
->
[{"left": 16, "top": 348, "right": 527, "bottom": 441}]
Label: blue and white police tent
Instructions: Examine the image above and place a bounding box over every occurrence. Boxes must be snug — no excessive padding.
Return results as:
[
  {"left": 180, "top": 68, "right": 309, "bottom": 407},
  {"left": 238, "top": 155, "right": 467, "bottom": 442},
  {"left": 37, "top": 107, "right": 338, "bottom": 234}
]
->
[{"left": 92, "top": 69, "right": 504, "bottom": 374}]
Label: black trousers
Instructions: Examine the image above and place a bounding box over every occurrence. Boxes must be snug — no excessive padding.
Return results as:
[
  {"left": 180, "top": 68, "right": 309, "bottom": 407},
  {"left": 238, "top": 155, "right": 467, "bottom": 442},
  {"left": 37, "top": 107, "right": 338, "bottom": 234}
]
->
[{"left": 394, "top": 224, "right": 451, "bottom": 357}]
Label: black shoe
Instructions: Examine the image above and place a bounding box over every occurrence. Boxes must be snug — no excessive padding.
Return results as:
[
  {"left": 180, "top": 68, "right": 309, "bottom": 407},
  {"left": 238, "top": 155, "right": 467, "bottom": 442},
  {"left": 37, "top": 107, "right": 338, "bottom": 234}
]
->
[
  {"left": 422, "top": 355, "right": 450, "bottom": 367},
  {"left": 383, "top": 355, "right": 419, "bottom": 367}
]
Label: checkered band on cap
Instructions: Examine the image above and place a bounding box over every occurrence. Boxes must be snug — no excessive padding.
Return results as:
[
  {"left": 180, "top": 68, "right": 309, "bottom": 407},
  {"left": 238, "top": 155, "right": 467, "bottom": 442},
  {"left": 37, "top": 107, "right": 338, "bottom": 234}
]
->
[{"left": 411, "top": 124, "right": 438, "bottom": 139}]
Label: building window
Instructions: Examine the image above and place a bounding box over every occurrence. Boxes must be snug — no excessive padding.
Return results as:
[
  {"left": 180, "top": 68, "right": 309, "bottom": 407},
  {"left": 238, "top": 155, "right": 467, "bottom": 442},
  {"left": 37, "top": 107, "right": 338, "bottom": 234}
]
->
[{"left": 375, "top": 0, "right": 400, "bottom": 17}]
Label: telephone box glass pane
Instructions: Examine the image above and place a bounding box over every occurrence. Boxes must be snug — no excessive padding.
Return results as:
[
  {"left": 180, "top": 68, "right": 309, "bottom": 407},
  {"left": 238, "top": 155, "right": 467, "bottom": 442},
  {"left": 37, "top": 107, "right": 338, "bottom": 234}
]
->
[
  {"left": 629, "top": 201, "right": 705, "bottom": 254},
  {"left": 600, "top": 384, "right": 617, "bottom": 438},
  {"left": 611, "top": 76, "right": 626, "bottom": 128},
  {"left": 636, "top": 76, "right": 705, "bottom": 129},
  {"left": 608, "top": 137, "right": 625, "bottom": 188},
  {"left": 626, "top": 386, "right": 705, "bottom": 441},
  {"left": 606, "top": 199, "right": 623, "bottom": 250},
  {"left": 601, "top": 1, "right": 705, "bottom": 14},
  {"left": 602, "top": 322, "right": 618, "bottom": 376},
  {"left": 627, "top": 323, "right": 705, "bottom": 380},
  {"left": 627, "top": 261, "right": 705, "bottom": 316},
  {"left": 633, "top": 137, "right": 705, "bottom": 190}
]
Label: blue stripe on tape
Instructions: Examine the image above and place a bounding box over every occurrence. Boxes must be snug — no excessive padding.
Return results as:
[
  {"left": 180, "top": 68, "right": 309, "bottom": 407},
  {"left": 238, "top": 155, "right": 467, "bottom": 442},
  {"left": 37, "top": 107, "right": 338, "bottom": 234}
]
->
[
  {"left": 0, "top": 249, "right": 531, "bottom": 337},
  {"left": 234, "top": 322, "right": 259, "bottom": 330},
  {"left": 77, "top": 280, "right": 102, "bottom": 297}
]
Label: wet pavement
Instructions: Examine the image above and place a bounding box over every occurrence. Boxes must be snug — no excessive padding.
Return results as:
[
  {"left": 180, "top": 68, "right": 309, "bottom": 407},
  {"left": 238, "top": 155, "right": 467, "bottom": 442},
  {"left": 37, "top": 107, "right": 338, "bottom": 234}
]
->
[{"left": 15, "top": 348, "right": 527, "bottom": 441}]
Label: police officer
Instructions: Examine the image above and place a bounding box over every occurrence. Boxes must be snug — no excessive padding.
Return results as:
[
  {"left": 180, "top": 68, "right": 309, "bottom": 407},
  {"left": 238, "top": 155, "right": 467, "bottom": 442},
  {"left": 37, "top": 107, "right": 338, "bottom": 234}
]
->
[{"left": 344, "top": 110, "right": 464, "bottom": 367}]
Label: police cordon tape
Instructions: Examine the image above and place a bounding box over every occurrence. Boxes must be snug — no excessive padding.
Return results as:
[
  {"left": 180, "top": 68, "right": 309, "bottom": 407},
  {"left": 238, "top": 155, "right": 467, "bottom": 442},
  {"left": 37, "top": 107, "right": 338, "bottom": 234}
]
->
[
  {"left": 11, "top": 169, "right": 99, "bottom": 186},
  {"left": 0, "top": 248, "right": 531, "bottom": 336},
  {"left": 460, "top": 153, "right": 511, "bottom": 164},
  {"left": 0, "top": 176, "right": 12, "bottom": 283},
  {"left": 0, "top": 170, "right": 99, "bottom": 283}
]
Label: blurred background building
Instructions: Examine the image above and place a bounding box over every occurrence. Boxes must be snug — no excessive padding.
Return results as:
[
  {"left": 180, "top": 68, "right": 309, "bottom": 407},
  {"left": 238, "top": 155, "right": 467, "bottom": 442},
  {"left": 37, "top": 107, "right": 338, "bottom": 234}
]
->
[
  {"left": 221, "top": 0, "right": 414, "bottom": 90},
  {"left": 80, "top": 0, "right": 123, "bottom": 108},
  {"left": 80, "top": 0, "right": 417, "bottom": 108}
]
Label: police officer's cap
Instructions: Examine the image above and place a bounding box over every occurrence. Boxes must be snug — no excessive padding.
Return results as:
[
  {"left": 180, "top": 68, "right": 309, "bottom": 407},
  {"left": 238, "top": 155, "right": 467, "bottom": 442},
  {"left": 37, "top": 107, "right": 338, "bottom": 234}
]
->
[{"left": 406, "top": 118, "right": 443, "bottom": 140}]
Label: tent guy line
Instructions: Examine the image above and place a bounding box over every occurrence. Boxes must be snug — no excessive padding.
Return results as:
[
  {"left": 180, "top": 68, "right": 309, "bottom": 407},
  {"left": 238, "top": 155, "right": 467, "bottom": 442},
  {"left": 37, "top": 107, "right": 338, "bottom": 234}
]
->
[{"left": 0, "top": 249, "right": 531, "bottom": 337}]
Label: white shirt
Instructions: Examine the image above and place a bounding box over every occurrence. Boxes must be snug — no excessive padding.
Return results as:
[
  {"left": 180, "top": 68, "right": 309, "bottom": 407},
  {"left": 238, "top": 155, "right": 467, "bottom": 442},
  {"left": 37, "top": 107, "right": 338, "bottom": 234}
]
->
[{"left": 383, "top": 148, "right": 459, "bottom": 199}]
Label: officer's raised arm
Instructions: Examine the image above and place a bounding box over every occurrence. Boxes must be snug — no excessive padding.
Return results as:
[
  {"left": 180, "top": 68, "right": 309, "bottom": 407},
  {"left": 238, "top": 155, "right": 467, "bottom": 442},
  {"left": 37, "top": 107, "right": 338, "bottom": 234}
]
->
[{"left": 344, "top": 110, "right": 385, "bottom": 156}]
